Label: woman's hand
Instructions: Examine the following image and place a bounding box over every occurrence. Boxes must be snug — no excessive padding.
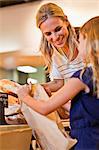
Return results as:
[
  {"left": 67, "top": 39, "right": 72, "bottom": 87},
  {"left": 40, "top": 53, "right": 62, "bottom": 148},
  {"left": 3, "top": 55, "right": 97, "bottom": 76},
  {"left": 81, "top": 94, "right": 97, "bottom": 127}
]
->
[{"left": 41, "top": 84, "right": 52, "bottom": 97}]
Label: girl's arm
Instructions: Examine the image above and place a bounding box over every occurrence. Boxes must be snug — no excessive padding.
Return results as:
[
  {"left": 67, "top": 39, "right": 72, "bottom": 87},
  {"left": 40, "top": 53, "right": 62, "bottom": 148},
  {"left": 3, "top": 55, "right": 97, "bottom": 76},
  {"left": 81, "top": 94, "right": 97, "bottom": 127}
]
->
[{"left": 17, "top": 78, "right": 86, "bottom": 115}]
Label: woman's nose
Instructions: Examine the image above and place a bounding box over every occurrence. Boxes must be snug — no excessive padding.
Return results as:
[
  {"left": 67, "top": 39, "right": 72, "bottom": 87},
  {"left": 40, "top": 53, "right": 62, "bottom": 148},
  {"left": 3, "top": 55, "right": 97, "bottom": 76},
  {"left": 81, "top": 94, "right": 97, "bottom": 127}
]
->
[{"left": 51, "top": 33, "right": 59, "bottom": 42}]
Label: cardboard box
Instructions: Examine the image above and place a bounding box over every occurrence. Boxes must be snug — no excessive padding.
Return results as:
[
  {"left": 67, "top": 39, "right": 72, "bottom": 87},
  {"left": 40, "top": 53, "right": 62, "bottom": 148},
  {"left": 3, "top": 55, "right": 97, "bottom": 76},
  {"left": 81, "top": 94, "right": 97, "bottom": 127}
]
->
[{"left": 0, "top": 124, "right": 32, "bottom": 150}]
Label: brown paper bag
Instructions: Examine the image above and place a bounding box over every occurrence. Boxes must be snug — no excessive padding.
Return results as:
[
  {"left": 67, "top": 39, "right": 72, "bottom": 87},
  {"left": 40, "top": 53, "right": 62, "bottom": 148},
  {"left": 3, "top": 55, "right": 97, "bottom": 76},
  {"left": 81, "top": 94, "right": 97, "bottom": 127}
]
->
[{"left": 21, "top": 84, "right": 77, "bottom": 150}]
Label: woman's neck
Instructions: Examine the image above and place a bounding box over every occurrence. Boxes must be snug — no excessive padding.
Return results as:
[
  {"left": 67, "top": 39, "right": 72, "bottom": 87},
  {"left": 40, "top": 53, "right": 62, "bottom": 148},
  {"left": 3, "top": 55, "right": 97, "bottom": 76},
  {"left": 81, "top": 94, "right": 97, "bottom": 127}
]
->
[
  {"left": 62, "top": 44, "right": 78, "bottom": 61},
  {"left": 62, "top": 45, "right": 69, "bottom": 57}
]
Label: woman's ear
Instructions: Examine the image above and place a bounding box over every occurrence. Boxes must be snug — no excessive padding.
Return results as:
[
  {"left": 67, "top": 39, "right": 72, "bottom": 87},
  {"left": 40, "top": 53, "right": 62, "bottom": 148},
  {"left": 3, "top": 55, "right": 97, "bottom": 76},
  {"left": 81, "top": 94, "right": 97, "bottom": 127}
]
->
[
  {"left": 83, "top": 33, "right": 87, "bottom": 39},
  {"left": 64, "top": 15, "right": 67, "bottom": 20},
  {"left": 64, "top": 15, "right": 69, "bottom": 26}
]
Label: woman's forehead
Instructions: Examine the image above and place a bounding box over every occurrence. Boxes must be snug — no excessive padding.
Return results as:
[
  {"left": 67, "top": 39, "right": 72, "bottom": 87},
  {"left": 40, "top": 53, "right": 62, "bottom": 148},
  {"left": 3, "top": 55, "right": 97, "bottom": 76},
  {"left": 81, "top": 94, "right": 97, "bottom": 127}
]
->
[{"left": 40, "top": 17, "right": 64, "bottom": 31}]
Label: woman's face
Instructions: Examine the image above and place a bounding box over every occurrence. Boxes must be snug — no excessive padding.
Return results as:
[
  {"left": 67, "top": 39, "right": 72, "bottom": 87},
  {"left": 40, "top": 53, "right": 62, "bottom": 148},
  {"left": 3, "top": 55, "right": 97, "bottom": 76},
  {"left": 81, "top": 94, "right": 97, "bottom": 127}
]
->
[
  {"left": 78, "top": 33, "right": 87, "bottom": 62},
  {"left": 40, "top": 17, "right": 69, "bottom": 48}
]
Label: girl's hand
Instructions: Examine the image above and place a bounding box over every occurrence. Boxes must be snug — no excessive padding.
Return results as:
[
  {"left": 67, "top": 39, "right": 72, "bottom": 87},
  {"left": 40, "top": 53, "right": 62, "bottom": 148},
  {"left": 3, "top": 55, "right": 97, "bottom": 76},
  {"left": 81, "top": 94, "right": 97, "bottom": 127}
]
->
[{"left": 16, "top": 84, "right": 31, "bottom": 101}]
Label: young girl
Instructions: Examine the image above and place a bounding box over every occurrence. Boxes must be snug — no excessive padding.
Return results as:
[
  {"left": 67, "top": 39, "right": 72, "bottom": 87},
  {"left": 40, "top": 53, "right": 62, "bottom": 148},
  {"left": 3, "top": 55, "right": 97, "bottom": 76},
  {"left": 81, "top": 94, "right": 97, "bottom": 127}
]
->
[
  {"left": 17, "top": 16, "right": 99, "bottom": 149},
  {"left": 36, "top": 3, "right": 83, "bottom": 94}
]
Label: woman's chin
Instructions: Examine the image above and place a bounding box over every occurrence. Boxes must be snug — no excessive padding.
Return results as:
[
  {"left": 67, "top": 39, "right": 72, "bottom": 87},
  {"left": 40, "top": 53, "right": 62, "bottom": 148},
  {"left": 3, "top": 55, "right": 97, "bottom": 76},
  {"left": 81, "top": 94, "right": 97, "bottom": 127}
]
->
[{"left": 54, "top": 43, "right": 65, "bottom": 48}]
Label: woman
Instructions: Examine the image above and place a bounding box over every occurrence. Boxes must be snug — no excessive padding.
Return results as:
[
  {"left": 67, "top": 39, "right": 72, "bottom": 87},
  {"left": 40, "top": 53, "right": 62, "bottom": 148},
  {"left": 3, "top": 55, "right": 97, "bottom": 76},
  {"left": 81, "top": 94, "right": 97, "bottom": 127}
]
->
[
  {"left": 17, "top": 16, "right": 99, "bottom": 149},
  {"left": 36, "top": 3, "right": 83, "bottom": 94}
]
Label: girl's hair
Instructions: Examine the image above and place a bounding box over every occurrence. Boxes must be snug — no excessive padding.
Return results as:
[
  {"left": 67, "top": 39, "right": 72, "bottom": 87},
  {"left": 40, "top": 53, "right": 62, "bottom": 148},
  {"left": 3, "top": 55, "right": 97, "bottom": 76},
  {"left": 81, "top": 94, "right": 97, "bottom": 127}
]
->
[
  {"left": 36, "top": 3, "right": 78, "bottom": 72},
  {"left": 80, "top": 16, "right": 99, "bottom": 97}
]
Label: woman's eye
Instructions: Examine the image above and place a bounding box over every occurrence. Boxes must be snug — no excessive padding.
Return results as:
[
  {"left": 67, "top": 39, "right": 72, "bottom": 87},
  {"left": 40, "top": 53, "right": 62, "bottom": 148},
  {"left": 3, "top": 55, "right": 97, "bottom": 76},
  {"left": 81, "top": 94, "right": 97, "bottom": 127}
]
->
[
  {"left": 45, "top": 32, "right": 51, "bottom": 36},
  {"left": 55, "top": 26, "right": 62, "bottom": 32}
]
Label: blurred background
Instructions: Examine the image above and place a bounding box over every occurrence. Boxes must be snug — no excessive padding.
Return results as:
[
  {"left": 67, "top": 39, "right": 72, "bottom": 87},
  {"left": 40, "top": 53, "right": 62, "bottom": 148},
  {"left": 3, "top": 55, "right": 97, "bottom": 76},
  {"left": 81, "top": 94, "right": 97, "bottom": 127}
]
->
[{"left": 0, "top": 0, "right": 99, "bottom": 84}]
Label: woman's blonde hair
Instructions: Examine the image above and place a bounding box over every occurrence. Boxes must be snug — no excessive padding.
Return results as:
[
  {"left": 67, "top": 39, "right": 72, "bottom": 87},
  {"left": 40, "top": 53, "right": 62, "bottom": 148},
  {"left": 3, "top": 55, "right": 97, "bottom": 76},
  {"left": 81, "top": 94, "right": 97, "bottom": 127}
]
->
[
  {"left": 36, "top": 3, "right": 78, "bottom": 72},
  {"left": 80, "top": 16, "right": 99, "bottom": 97}
]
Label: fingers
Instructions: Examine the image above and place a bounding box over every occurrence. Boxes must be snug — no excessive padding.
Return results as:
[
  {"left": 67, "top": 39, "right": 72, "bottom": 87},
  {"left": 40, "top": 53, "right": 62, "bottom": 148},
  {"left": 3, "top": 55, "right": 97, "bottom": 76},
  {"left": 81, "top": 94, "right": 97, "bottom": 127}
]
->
[
  {"left": 28, "top": 82, "right": 32, "bottom": 91},
  {"left": 41, "top": 84, "right": 52, "bottom": 97},
  {"left": 16, "top": 84, "right": 31, "bottom": 98}
]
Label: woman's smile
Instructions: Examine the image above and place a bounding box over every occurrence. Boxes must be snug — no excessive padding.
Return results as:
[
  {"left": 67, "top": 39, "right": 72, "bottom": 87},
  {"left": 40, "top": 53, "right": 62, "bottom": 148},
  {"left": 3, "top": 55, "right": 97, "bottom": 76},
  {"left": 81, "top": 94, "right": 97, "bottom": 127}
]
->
[{"left": 54, "top": 35, "right": 66, "bottom": 47}]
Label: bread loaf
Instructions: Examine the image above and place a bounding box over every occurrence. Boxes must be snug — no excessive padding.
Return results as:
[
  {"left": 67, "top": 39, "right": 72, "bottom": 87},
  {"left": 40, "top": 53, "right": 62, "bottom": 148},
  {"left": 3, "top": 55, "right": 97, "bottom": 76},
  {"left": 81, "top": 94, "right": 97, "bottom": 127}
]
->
[
  {"left": 0, "top": 79, "right": 20, "bottom": 94},
  {"left": 0, "top": 79, "right": 20, "bottom": 104}
]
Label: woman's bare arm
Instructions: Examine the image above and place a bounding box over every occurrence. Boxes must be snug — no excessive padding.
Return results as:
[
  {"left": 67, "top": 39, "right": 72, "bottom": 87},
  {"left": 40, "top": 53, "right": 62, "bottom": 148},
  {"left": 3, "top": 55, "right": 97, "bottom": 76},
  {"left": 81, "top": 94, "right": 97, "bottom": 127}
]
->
[{"left": 42, "top": 79, "right": 64, "bottom": 96}]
